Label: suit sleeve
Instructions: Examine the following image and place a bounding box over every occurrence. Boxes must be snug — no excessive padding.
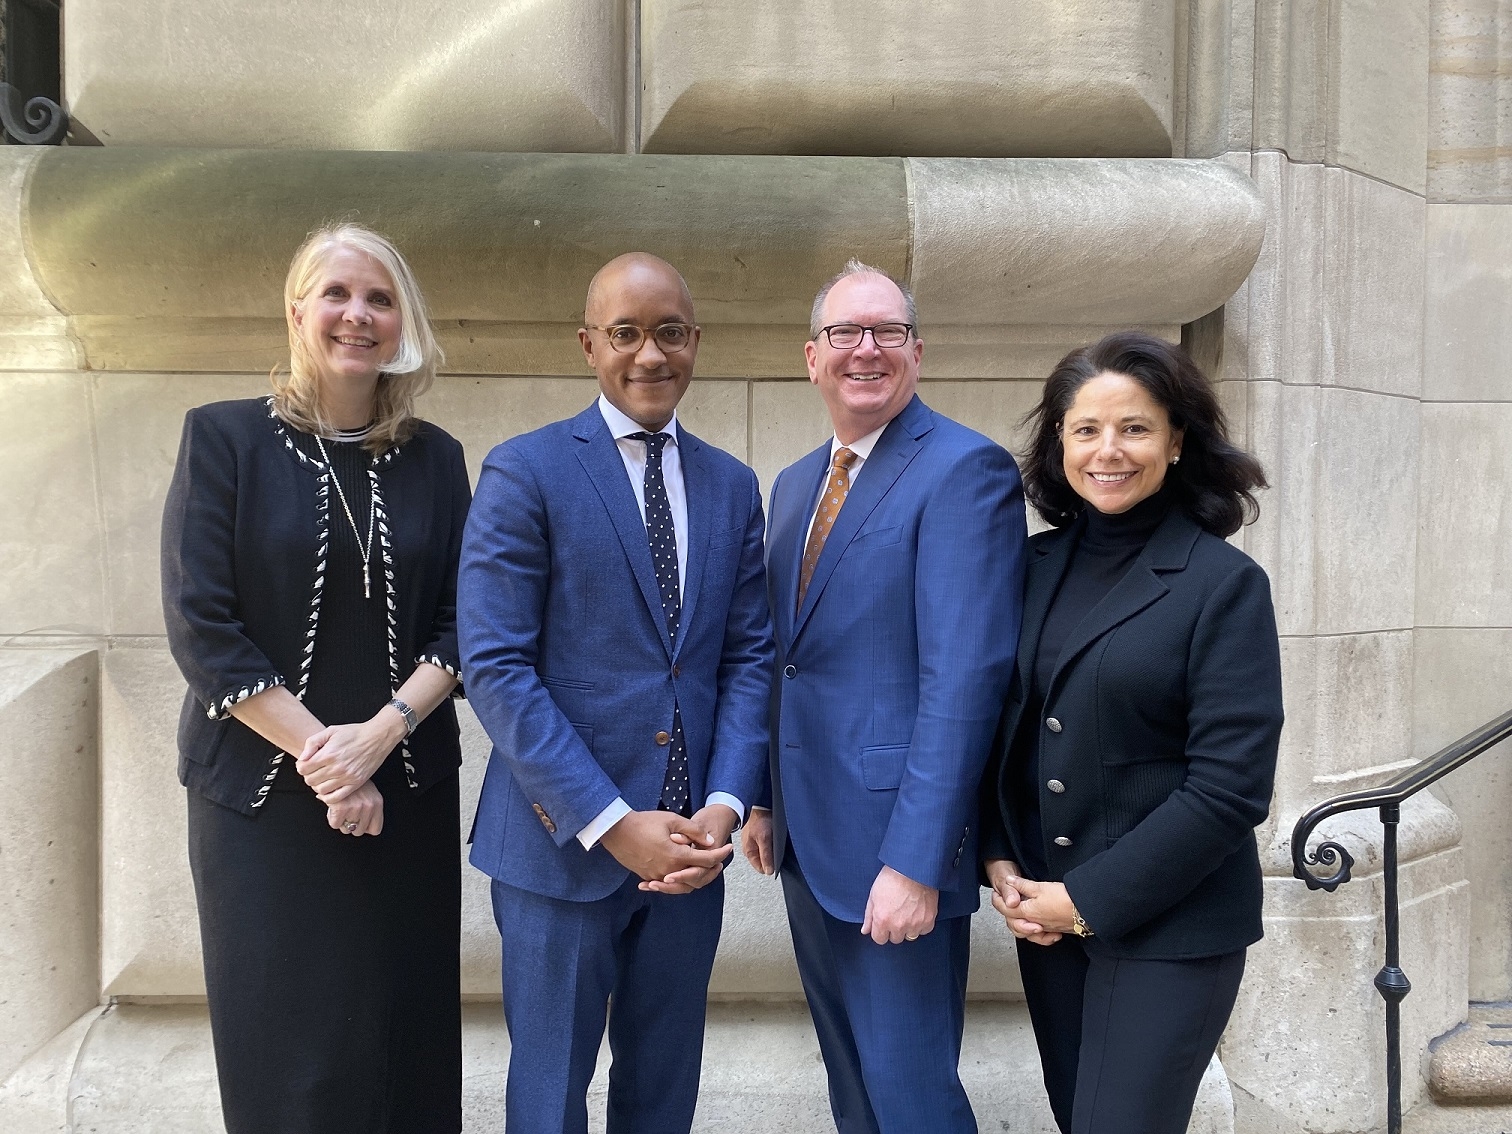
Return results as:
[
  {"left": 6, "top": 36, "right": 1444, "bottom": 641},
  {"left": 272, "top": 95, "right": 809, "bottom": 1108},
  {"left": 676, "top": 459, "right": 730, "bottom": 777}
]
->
[
  {"left": 160, "top": 408, "right": 287, "bottom": 720},
  {"left": 752, "top": 466, "right": 788, "bottom": 813},
  {"left": 414, "top": 435, "right": 472, "bottom": 694},
  {"left": 458, "top": 441, "right": 622, "bottom": 847},
  {"left": 704, "top": 467, "right": 776, "bottom": 810},
  {"left": 879, "top": 443, "right": 1027, "bottom": 890},
  {"left": 1063, "top": 560, "right": 1283, "bottom": 939}
]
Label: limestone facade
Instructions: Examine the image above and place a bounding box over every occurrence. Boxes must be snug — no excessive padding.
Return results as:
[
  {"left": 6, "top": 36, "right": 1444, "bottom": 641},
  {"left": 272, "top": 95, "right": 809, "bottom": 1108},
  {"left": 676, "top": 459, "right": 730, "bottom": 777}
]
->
[{"left": 2, "top": 2, "right": 1509, "bottom": 1132}]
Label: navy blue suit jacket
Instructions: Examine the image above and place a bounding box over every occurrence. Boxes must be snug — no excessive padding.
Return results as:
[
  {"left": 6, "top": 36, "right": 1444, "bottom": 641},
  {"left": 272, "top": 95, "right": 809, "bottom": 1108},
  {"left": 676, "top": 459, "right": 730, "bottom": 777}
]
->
[
  {"left": 460, "top": 403, "right": 774, "bottom": 902},
  {"left": 764, "top": 395, "right": 1027, "bottom": 923}
]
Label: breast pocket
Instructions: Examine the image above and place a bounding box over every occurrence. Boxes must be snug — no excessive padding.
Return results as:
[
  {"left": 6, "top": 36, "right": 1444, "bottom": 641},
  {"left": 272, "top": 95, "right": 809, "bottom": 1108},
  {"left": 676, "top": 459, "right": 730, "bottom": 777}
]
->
[
  {"left": 707, "top": 523, "right": 745, "bottom": 550},
  {"left": 861, "top": 743, "right": 910, "bottom": 790},
  {"left": 844, "top": 524, "right": 903, "bottom": 554}
]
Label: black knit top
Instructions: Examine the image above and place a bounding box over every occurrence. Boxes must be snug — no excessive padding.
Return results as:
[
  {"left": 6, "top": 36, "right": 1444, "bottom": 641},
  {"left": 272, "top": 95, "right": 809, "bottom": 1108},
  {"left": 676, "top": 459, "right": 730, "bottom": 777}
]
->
[
  {"left": 271, "top": 435, "right": 403, "bottom": 792},
  {"left": 1012, "top": 486, "right": 1173, "bottom": 878}
]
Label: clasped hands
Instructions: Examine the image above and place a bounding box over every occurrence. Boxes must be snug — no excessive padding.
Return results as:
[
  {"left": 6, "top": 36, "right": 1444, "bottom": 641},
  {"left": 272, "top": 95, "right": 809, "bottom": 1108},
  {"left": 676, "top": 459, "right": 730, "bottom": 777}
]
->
[
  {"left": 985, "top": 858, "right": 1075, "bottom": 945},
  {"left": 296, "top": 705, "right": 409, "bottom": 838},
  {"left": 601, "top": 804, "right": 738, "bottom": 895}
]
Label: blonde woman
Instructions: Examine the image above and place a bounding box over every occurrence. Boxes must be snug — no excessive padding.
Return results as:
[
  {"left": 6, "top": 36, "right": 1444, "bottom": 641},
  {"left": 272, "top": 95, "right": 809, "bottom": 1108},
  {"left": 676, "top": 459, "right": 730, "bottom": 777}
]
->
[{"left": 162, "top": 224, "right": 470, "bottom": 1132}]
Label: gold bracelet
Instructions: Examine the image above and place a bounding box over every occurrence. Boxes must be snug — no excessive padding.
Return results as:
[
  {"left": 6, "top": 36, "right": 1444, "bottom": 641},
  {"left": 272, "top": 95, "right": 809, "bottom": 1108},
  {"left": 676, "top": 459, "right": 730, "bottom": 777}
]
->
[{"left": 1070, "top": 907, "right": 1094, "bottom": 938}]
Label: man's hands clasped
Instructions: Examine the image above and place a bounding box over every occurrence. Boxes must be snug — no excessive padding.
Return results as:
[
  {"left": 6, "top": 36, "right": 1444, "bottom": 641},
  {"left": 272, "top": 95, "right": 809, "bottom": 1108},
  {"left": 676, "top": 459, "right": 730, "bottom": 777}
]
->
[{"left": 601, "top": 804, "right": 737, "bottom": 895}]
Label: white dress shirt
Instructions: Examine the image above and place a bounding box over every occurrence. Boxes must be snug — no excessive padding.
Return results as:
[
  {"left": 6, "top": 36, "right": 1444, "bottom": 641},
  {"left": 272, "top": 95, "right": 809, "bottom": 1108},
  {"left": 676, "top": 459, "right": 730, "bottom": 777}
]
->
[{"left": 577, "top": 395, "right": 744, "bottom": 849}]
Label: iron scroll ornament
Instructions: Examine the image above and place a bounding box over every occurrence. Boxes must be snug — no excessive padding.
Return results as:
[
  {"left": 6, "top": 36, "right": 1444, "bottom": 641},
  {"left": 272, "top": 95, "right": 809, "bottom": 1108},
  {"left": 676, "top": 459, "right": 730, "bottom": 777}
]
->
[
  {"left": 1294, "top": 835, "right": 1356, "bottom": 892},
  {"left": 0, "top": 82, "right": 67, "bottom": 145}
]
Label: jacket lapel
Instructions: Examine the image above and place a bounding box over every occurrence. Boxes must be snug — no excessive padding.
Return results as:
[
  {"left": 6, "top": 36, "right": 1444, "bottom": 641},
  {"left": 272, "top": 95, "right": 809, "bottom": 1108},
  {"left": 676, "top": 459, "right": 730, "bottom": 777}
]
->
[
  {"left": 1017, "top": 522, "right": 1080, "bottom": 693},
  {"left": 571, "top": 406, "right": 673, "bottom": 659},
  {"left": 1044, "top": 506, "right": 1203, "bottom": 697},
  {"left": 792, "top": 396, "right": 932, "bottom": 642},
  {"left": 674, "top": 429, "right": 711, "bottom": 661},
  {"left": 768, "top": 442, "right": 831, "bottom": 648}
]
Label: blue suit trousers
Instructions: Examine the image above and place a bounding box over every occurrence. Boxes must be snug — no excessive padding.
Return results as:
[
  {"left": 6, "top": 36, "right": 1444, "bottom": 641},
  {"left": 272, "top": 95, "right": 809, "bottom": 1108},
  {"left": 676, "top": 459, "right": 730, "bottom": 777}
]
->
[
  {"left": 491, "top": 874, "right": 724, "bottom": 1134},
  {"left": 780, "top": 852, "right": 976, "bottom": 1134}
]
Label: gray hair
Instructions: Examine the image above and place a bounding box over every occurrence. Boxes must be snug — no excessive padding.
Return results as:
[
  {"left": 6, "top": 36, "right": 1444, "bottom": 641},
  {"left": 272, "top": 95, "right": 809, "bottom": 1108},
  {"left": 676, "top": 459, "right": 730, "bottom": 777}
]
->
[{"left": 808, "top": 258, "right": 919, "bottom": 339}]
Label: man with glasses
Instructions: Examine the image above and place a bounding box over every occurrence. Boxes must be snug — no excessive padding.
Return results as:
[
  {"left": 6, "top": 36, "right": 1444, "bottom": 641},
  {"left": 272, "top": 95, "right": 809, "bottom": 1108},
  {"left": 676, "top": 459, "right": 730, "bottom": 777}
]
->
[
  {"left": 742, "top": 260, "right": 1026, "bottom": 1132},
  {"left": 460, "top": 252, "right": 774, "bottom": 1133}
]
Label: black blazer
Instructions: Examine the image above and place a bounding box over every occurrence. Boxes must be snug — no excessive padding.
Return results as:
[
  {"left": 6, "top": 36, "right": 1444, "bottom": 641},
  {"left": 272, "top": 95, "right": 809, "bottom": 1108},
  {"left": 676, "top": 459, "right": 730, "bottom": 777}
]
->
[
  {"left": 982, "top": 506, "right": 1282, "bottom": 959},
  {"left": 162, "top": 397, "right": 472, "bottom": 815}
]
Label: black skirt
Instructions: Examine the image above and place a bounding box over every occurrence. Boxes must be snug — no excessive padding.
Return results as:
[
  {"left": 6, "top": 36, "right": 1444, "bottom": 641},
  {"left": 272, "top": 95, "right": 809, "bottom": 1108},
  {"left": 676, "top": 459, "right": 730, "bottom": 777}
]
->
[{"left": 187, "top": 775, "right": 462, "bottom": 1134}]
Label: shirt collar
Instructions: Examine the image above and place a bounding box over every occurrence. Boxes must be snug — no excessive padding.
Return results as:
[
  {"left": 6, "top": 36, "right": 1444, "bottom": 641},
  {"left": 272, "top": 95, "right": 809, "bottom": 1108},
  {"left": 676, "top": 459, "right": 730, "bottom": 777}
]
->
[
  {"left": 830, "top": 421, "right": 888, "bottom": 463},
  {"left": 598, "top": 393, "right": 680, "bottom": 444}
]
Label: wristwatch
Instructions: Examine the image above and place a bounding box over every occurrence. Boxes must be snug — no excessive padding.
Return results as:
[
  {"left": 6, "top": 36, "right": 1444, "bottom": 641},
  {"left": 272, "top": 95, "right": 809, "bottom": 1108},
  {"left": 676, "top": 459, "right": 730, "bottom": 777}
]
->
[{"left": 388, "top": 696, "right": 418, "bottom": 737}]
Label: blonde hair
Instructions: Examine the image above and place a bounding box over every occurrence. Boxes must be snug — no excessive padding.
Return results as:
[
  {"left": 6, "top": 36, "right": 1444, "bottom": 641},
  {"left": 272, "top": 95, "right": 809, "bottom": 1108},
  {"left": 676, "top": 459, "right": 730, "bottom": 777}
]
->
[{"left": 272, "top": 224, "right": 442, "bottom": 452}]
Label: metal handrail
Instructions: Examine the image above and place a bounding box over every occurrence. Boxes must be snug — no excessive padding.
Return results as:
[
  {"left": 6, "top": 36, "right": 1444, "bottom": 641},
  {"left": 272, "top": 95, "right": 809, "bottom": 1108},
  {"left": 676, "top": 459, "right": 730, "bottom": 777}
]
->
[{"left": 1291, "top": 706, "right": 1512, "bottom": 1134}]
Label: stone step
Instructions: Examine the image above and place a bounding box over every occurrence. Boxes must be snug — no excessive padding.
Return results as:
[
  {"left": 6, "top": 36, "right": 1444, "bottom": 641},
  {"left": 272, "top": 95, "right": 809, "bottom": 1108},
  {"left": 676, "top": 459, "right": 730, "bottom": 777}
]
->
[
  {"left": 2, "top": 1000, "right": 1236, "bottom": 1133},
  {"left": 1430, "top": 1004, "right": 1512, "bottom": 1102}
]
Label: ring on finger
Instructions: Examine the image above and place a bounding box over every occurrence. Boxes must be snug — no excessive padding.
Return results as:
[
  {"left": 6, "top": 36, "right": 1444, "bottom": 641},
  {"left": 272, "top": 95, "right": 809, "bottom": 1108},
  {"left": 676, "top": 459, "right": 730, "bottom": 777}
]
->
[{"left": 343, "top": 820, "right": 358, "bottom": 832}]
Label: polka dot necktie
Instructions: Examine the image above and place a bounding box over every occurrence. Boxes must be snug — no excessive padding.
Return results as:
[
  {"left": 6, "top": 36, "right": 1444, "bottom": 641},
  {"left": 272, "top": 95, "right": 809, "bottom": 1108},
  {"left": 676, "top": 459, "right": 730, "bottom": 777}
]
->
[
  {"left": 629, "top": 431, "right": 690, "bottom": 816},
  {"left": 797, "top": 447, "right": 859, "bottom": 612}
]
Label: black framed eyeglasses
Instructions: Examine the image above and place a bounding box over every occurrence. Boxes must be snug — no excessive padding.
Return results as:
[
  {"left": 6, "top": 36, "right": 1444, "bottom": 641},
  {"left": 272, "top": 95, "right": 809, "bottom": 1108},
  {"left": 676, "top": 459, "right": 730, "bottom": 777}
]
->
[
  {"left": 815, "top": 322, "right": 914, "bottom": 349},
  {"left": 586, "top": 322, "right": 697, "bottom": 354}
]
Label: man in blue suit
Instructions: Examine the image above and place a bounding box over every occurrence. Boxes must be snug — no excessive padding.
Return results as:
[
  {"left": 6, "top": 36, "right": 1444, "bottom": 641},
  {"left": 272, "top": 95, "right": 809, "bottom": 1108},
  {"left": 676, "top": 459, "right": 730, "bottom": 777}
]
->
[
  {"left": 742, "top": 260, "right": 1026, "bottom": 1132},
  {"left": 459, "top": 253, "right": 774, "bottom": 1134}
]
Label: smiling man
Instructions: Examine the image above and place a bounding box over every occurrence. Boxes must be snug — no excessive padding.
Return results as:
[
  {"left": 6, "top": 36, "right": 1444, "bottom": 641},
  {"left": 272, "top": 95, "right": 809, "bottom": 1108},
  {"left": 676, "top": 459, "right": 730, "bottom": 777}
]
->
[
  {"left": 742, "top": 260, "right": 1027, "bottom": 1132},
  {"left": 459, "top": 253, "right": 774, "bottom": 1133}
]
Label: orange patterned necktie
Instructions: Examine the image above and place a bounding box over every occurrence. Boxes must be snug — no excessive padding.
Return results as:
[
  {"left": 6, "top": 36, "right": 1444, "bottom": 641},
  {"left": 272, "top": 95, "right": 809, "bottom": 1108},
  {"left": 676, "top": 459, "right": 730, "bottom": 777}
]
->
[{"left": 797, "top": 447, "right": 859, "bottom": 610}]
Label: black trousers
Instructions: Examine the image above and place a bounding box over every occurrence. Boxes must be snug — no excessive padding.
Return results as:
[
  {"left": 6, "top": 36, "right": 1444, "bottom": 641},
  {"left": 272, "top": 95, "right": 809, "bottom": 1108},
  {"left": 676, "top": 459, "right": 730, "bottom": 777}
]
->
[{"left": 1016, "top": 936, "right": 1245, "bottom": 1134}]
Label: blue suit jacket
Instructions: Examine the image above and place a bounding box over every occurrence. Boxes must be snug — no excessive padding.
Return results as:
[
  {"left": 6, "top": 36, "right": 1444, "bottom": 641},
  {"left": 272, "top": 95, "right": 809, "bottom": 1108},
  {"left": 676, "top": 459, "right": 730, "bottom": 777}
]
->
[
  {"left": 460, "top": 403, "right": 775, "bottom": 902},
  {"left": 765, "top": 395, "right": 1026, "bottom": 923}
]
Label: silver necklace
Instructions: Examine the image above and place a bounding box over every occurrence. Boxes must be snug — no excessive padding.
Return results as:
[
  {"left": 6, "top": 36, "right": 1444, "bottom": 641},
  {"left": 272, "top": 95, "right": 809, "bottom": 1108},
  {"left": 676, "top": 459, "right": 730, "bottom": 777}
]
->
[{"left": 314, "top": 435, "right": 376, "bottom": 600}]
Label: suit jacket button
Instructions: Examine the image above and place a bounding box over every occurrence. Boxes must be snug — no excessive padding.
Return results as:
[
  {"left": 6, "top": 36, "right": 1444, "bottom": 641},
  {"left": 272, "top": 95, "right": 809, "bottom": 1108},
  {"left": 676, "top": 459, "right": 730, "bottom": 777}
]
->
[
  {"left": 783, "top": 664, "right": 797, "bottom": 679},
  {"left": 672, "top": 665, "right": 681, "bottom": 678},
  {"left": 1046, "top": 717, "right": 1063, "bottom": 733},
  {"left": 1054, "top": 836, "right": 1073, "bottom": 847},
  {"left": 1047, "top": 779, "right": 1066, "bottom": 794},
  {"left": 655, "top": 730, "right": 671, "bottom": 746},
  {"left": 532, "top": 803, "right": 556, "bottom": 834}
]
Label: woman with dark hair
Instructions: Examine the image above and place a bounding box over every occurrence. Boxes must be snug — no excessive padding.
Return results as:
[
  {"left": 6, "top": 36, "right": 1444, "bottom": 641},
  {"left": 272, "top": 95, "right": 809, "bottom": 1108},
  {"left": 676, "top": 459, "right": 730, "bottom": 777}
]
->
[
  {"left": 981, "top": 330, "right": 1283, "bottom": 1134},
  {"left": 162, "top": 224, "right": 469, "bottom": 1132}
]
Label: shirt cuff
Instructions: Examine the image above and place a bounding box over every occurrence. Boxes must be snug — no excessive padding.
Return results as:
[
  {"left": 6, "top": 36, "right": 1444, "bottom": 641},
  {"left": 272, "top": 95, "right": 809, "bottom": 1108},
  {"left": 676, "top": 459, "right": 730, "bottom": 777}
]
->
[
  {"left": 705, "top": 792, "right": 746, "bottom": 824},
  {"left": 577, "top": 797, "right": 632, "bottom": 850}
]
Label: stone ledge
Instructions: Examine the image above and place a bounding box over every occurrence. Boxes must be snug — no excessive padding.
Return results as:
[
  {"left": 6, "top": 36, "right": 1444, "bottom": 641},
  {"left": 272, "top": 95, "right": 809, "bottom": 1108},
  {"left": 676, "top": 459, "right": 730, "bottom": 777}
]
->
[
  {"left": 1431, "top": 1004, "right": 1512, "bottom": 1102},
  {"left": 21, "top": 150, "right": 1263, "bottom": 376},
  {"left": 8, "top": 1001, "right": 1234, "bottom": 1134}
]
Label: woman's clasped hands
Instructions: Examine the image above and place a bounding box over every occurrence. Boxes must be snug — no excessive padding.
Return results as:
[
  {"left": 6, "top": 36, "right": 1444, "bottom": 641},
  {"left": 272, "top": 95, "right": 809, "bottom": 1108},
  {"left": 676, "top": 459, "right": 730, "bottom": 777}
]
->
[
  {"left": 984, "top": 858, "right": 1076, "bottom": 946},
  {"left": 297, "top": 708, "right": 408, "bottom": 837}
]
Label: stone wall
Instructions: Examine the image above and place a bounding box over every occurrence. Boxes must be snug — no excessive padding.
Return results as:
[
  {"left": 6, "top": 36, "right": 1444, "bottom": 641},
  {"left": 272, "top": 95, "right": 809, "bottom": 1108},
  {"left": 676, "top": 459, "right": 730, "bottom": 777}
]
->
[{"left": 2, "top": 1, "right": 1508, "bottom": 1132}]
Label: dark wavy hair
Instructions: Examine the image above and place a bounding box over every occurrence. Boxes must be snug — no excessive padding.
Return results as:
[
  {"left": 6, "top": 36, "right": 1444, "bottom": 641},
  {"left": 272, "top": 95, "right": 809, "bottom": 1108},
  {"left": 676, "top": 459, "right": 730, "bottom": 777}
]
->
[{"left": 1021, "top": 331, "right": 1267, "bottom": 537}]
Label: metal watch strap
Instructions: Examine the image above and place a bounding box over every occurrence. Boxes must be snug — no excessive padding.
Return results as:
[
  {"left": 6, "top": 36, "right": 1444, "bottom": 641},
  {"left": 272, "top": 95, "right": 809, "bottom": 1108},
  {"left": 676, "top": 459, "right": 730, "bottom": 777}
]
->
[
  {"left": 388, "top": 696, "right": 418, "bottom": 736},
  {"left": 1070, "top": 908, "right": 1094, "bottom": 938}
]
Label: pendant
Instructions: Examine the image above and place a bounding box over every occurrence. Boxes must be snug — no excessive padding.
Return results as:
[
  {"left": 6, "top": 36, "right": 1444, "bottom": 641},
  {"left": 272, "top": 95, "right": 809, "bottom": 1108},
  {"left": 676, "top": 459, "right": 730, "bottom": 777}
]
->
[{"left": 363, "top": 563, "right": 371, "bottom": 600}]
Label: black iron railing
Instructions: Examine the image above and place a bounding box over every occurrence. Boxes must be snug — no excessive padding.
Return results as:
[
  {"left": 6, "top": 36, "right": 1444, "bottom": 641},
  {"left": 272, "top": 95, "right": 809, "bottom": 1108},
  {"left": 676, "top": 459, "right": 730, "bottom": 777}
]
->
[
  {"left": 1292, "top": 707, "right": 1512, "bottom": 1134},
  {"left": 1, "top": 0, "right": 66, "bottom": 144}
]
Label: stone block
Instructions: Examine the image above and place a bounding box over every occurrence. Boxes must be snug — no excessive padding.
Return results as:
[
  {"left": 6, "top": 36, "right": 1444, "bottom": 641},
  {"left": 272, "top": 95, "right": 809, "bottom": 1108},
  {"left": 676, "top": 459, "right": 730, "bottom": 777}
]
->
[
  {"left": 1331, "top": 0, "right": 1430, "bottom": 194},
  {"left": 1424, "top": 204, "right": 1512, "bottom": 402},
  {"left": 0, "top": 650, "right": 99, "bottom": 1084},
  {"left": 64, "top": 0, "right": 625, "bottom": 153},
  {"left": 1429, "top": 1, "right": 1512, "bottom": 201},
  {"left": 640, "top": 0, "right": 1176, "bottom": 158},
  {"left": 908, "top": 158, "right": 1265, "bottom": 328},
  {"left": 99, "top": 645, "right": 202, "bottom": 996},
  {"left": 1321, "top": 168, "right": 1425, "bottom": 400},
  {"left": 1416, "top": 628, "right": 1512, "bottom": 1001},
  {"left": 0, "top": 151, "right": 75, "bottom": 372},
  {"left": 1253, "top": 0, "right": 1428, "bottom": 193},
  {"left": 1312, "top": 387, "right": 1418, "bottom": 635},
  {"left": 0, "top": 1007, "right": 103, "bottom": 1134},
  {"left": 94, "top": 374, "right": 269, "bottom": 638},
  {"left": 1430, "top": 1003, "right": 1512, "bottom": 1101},
  {"left": 1416, "top": 402, "right": 1512, "bottom": 627},
  {"left": 0, "top": 373, "right": 106, "bottom": 638}
]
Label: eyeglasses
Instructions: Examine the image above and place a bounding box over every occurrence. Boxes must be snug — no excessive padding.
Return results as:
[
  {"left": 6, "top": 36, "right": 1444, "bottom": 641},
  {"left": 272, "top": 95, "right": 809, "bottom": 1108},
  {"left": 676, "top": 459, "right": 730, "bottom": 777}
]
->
[
  {"left": 815, "top": 322, "right": 915, "bottom": 349},
  {"left": 585, "top": 322, "right": 697, "bottom": 354}
]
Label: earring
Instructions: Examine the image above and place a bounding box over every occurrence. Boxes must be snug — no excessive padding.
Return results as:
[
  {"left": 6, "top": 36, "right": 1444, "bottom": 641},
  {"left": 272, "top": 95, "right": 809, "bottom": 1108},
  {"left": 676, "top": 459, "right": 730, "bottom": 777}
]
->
[{"left": 1172, "top": 455, "right": 1181, "bottom": 464}]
